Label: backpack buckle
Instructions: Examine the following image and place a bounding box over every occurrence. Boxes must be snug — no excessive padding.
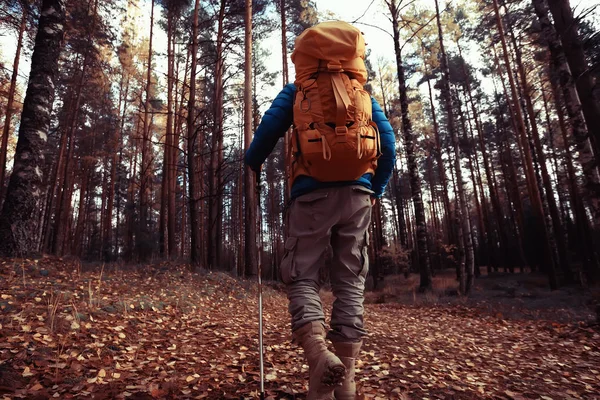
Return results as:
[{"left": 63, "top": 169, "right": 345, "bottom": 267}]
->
[
  {"left": 327, "top": 62, "right": 343, "bottom": 72},
  {"left": 335, "top": 126, "right": 348, "bottom": 135}
]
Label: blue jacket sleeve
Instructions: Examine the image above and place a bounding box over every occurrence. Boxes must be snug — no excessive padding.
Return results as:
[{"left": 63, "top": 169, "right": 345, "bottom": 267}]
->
[
  {"left": 244, "top": 84, "right": 295, "bottom": 171},
  {"left": 370, "top": 97, "right": 396, "bottom": 197}
]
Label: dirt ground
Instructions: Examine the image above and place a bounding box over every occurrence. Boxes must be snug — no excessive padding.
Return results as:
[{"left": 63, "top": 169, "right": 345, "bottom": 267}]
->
[
  {"left": 365, "top": 271, "right": 600, "bottom": 325},
  {"left": 1, "top": 259, "right": 599, "bottom": 399}
]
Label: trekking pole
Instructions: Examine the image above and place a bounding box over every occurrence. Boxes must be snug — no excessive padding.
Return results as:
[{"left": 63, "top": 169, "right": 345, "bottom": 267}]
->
[{"left": 255, "top": 171, "right": 265, "bottom": 400}]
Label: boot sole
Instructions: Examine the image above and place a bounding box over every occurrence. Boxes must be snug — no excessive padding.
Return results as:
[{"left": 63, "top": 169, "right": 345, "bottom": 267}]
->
[{"left": 321, "top": 364, "right": 346, "bottom": 387}]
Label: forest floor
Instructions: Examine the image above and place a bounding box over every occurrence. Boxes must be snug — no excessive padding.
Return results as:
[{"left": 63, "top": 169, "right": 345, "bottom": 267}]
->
[{"left": 0, "top": 258, "right": 599, "bottom": 400}]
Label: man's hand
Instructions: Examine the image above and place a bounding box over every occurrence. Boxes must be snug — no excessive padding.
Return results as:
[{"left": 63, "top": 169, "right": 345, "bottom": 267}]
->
[{"left": 370, "top": 197, "right": 376, "bottom": 206}]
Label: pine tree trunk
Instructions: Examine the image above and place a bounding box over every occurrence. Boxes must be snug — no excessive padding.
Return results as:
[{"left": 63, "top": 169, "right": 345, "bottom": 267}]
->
[
  {"left": 209, "top": 0, "right": 226, "bottom": 270},
  {"left": 187, "top": 0, "right": 202, "bottom": 268},
  {"left": 392, "top": 167, "right": 408, "bottom": 249},
  {"left": 387, "top": 0, "right": 432, "bottom": 290},
  {"left": 424, "top": 63, "right": 454, "bottom": 246},
  {"left": 514, "top": 52, "right": 572, "bottom": 282},
  {"left": 174, "top": 40, "right": 190, "bottom": 258},
  {"left": 167, "top": 21, "right": 177, "bottom": 259},
  {"left": 435, "top": 0, "right": 474, "bottom": 294},
  {"left": 547, "top": 0, "right": 600, "bottom": 157},
  {"left": 549, "top": 78, "right": 599, "bottom": 282},
  {"left": 0, "top": 0, "right": 66, "bottom": 256},
  {"left": 457, "top": 89, "right": 485, "bottom": 270},
  {"left": 159, "top": 10, "right": 174, "bottom": 258},
  {"left": 53, "top": 0, "right": 99, "bottom": 256},
  {"left": 532, "top": 0, "right": 600, "bottom": 229},
  {"left": 244, "top": 0, "right": 258, "bottom": 277},
  {"left": 456, "top": 41, "right": 497, "bottom": 272},
  {"left": 492, "top": 0, "right": 558, "bottom": 288},
  {"left": 103, "top": 75, "right": 128, "bottom": 261},
  {"left": 138, "top": 0, "right": 155, "bottom": 262},
  {"left": 0, "top": 5, "right": 27, "bottom": 205},
  {"left": 493, "top": 83, "right": 527, "bottom": 272},
  {"left": 124, "top": 119, "right": 140, "bottom": 261},
  {"left": 503, "top": 5, "right": 570, "bottom": 282},
  {"left": 280, "top": 0, "right": 291, "bottom": 208}
]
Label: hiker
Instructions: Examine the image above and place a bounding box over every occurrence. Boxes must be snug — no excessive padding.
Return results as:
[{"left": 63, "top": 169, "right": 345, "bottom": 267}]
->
[{"left": 245, "top": 21, "right": 395, "bottom": 400}]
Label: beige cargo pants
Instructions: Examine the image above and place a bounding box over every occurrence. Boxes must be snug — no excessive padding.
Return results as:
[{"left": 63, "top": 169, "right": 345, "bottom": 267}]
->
[{"left": 281, "top": 185, "right": 372, "bottom": 343}]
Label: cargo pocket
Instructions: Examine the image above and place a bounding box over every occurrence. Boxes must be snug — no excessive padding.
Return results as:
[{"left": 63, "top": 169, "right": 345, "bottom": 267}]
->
[
  {"left": 352, "top": 186, "right": 375, "bottom": 196},
  {"left": 280, "top": 236, "right": 298, "bottom": 284},
  {"left": 352, "top": 186, "right": 374, "bottom": 208}
]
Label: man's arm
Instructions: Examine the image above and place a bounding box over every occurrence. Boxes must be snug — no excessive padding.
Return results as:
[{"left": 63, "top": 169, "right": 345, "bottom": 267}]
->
[
  {"left": 370, "top": 97, "right": 396, "bottom": 198},
  {"left": 244, "top": 84, "right": 296, "bottom": 171}
]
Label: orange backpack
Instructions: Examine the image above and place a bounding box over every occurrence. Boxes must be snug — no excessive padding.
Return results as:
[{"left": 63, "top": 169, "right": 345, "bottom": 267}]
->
[{"left": 288, "top": 21, "right": 381, "bottom": 186}]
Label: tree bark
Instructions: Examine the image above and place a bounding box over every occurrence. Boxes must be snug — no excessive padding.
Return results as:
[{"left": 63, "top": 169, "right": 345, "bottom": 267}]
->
[
  {"left": 492, "top": 0, "right": 558, "bottom": 288},
  {"left": 209, "top": 0, "right": 226, "bottom": 270},
  {"left": 547, "top": 0, "right": 600, "bottom": 158},
  {"left": 0, "top": 0, "right": 66, "bottom": 256},
  {"left": 138, "top": 0, "right": 155, "bottom": 262},
  {"left": 386, "top": 0, "right": 432, "bottom": 291},
  {"left": 423, "top": 57, "right": 453, "bottom": 246},
  {"left": 244, "top": 0, "right": 258, "bottom": 278},
  {"left": 532, "top": 0, "right": 600, "bottom": 229},
  {"left": 435, "top": 0, "right": 474, "bottom": 294},
  {"left": 187, "top": 0, "right": 202, "bottom": 268},
  {"left": 0, "top": 4, "right": 27, "bottom": 205},
  {"left": 167, "top": 17, "right": 177, "bottom": 259}
]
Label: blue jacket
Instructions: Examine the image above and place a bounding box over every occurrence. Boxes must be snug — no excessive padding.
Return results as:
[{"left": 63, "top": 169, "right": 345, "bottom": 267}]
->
[{"left": 245, "top": 83, "right": 396, "bottom": 199}]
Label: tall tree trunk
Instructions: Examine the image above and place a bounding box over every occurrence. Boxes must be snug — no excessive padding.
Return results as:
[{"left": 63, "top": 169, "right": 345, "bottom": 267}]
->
[
  {"left": 492, "top": 0, "right": 558, "bottom": 289},
  {"left": 456, "top": 40, "right": 497, "bottom": 272},
  {"left": 457, "top": 89, "right": 485, "bottom": 270},
  {"left": 386, "top": 0, "right": 432, "bottom": 291},
  {"left": 160, "top": 9, "right": 174, "bottom": 258},
  {"left": 281, "top": 0, "right": 291, "bottom": 210},
  {"left": 513, "top": 51, "right": 572, "bottom": 282},
  {"left": 532, "top": 0, "right": 600, "bottom": 229},
  {"left": 187, "top": 0, "right": 202, "bottom": 267},
  {"left": 0, "top": 0, "right": 66, "bottom": 256},
  {"left": 167, "top": 19, "right": 177, "bottom": 259},
  {"left": 392, "top": 167, "right": 408, "bottom": 249},
  {"left": 209, "top": 0, "right": 226, "bottom": 269},
  {"left": 0, "top": 4, "right": 27, "bottom": 205},
  {"left": 53, "top": 0, "right": 99, "bottom": 256},
  {"left": 124, "top": 118, "right": 140, "bottom": 261},
  {"left": 174, "top": 39, "right": 190, "bottom": 258},
  {"left": 550, "top": 79, "right": 599, "bottom": 282},
  {"left": 547, "top": 0, "right": 600, "bottom": 157},
  {"left": 503, "top": 3, "right": 570, "bottom": 282},
  {"left": 423, "top": 57, "right": 453, "bottom": 246},
  {"left": 377, "top": 65, "right": 408, "bottom": 250},
  {"left": 244, "top": 0, "right": 258, "bottom": 277},
  {"left": 138, "top": 0, "right": 155, "bottom": 262},
  {"left": 103, "top": 75, "right": 129, "bottom": 261},
  {"left": 435, "top": 0, "right": 474, "bottom": 294}
]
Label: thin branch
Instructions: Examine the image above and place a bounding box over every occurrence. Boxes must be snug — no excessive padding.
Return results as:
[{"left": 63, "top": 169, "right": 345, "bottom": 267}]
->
[
  {"left": 353, "top": 21, "right": 393, "bottom": 39},
  {"left": 400, "top": 13, "right": 437, "bottom": 52},
  {"left": 351, "top": 0, "right": 376, "bottom": 24}
]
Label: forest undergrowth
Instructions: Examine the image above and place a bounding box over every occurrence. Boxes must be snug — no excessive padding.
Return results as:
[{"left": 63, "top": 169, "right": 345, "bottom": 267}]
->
[{"left": 1, "top": 258, "right": 599, "bottom": 399}]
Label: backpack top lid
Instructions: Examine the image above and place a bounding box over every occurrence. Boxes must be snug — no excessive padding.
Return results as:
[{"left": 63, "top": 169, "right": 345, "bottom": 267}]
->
[{"left": 291, "top": 21, "right": 368, "bottom": 85}]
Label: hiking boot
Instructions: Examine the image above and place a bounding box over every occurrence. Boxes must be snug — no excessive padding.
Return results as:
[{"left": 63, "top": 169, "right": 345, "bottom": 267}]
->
[
  {"left": 332, "top": 341, "right": 362, "bottom": 400},
  {"left": 293, "top": 321, "right": 346, "bottom": 400}
]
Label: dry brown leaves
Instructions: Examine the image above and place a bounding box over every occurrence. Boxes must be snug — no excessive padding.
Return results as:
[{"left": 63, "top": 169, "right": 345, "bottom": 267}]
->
[{"left": 0, "top": 258, "right": 599, "bottom": 399}]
